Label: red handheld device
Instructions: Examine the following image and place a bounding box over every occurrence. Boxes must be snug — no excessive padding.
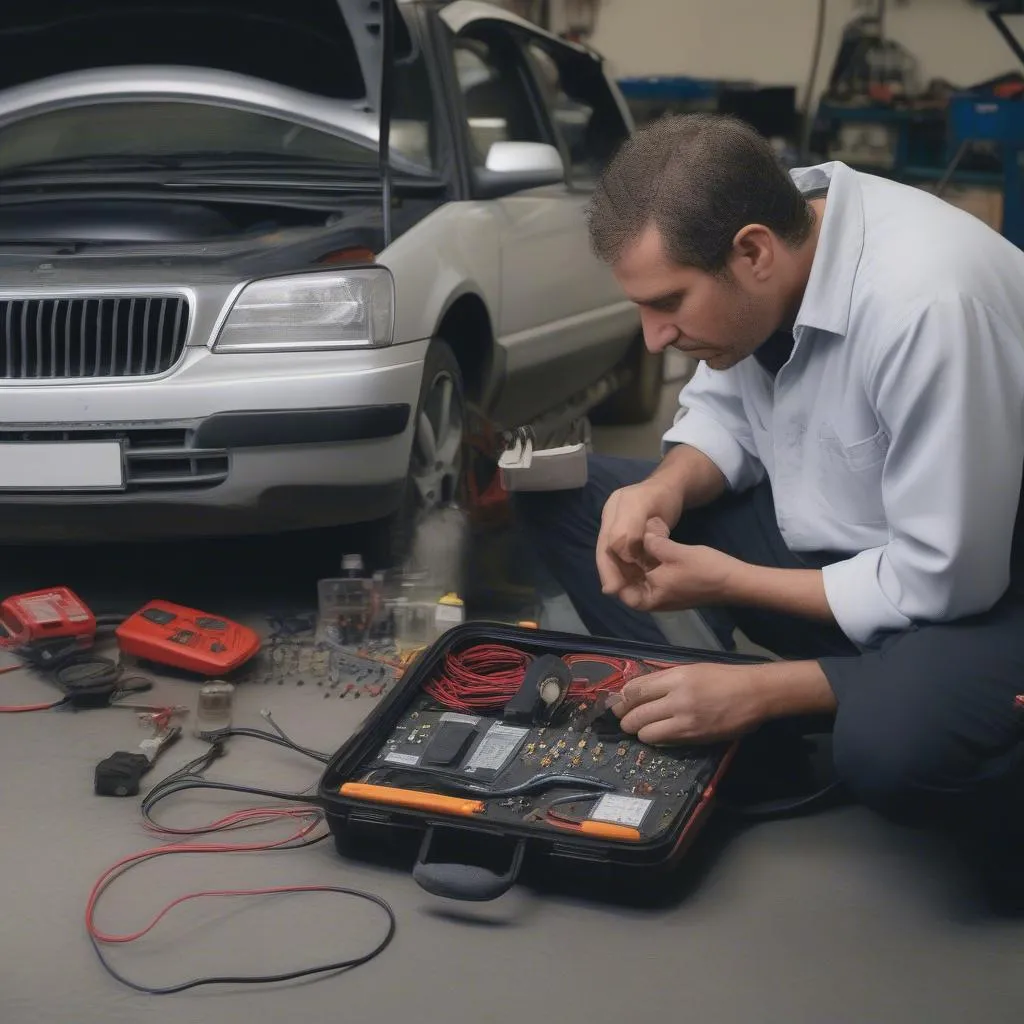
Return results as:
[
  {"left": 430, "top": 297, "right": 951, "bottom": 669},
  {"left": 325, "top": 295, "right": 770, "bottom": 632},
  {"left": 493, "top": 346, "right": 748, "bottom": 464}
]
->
[
  {"left": 0, "top": 587, "right": 96, "bottom": 649},
  {"left": 115, "top": 600, "right": 260, "bottom": 676}
]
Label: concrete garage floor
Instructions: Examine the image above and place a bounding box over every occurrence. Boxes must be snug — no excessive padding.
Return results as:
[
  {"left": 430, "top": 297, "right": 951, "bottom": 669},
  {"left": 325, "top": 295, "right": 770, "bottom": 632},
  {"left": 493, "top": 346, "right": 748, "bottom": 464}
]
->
[{"left": 1, "top": 368, "right": 1022, "bottom": 1022}]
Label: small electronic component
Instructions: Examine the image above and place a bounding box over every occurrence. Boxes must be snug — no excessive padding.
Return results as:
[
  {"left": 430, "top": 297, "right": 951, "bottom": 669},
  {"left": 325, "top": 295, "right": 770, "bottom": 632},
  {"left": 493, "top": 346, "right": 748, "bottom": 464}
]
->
[
  {"left": 502, "top": 654, "right": 572, "bottom": 725},
  {"left": 423, "top": 720, "right": 478, "bottom": 766},
  {"left": 94, "top": 726, "right": 181, "bottom": 797}
]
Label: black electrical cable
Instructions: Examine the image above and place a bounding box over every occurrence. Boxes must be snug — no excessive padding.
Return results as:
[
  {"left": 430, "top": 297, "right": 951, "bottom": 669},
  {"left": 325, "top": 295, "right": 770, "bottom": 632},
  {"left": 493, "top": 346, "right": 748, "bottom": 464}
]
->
[
  {"left": 144, "top": 778, "right": 323, "bottom": 815},
  {"left": 140, "top": 732, "right": 329, "bottom": 833},
  {"left": 260, "top": 711, "right": 329, "bottom": 763},
  {"left": 88, "top": 720, "right": 399, "bottom": 996},
  {"left": 221, "top": 726, "right": 331, "bottom": 764},
  {"left": 89, "top": 881, "right": 397, "bottom": 995},
  {"left": 52, "top": 654, "right": 122, "bottom": 690}
]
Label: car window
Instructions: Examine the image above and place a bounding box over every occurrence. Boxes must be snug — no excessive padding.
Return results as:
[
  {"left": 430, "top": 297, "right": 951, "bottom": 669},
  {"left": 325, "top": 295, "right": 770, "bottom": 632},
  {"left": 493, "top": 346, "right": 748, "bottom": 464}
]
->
[
  {"left": 453, "top": 33, "right": 546, "bottom": 167},
  {"left": 525, "top": 40, "right": 629, "bottom": 185}
]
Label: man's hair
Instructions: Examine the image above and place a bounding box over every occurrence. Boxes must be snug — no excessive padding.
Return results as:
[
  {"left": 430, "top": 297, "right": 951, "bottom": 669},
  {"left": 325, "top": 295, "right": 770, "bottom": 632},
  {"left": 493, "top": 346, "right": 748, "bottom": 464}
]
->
[{"left": 587, "top": 113, "right": 814, "bottom": 273}]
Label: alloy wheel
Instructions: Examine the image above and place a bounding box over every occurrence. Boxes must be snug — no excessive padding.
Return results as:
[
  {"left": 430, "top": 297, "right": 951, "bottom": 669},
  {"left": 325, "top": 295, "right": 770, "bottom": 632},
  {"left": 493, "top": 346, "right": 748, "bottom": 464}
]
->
[{"left": 410, "top": 368, "right": 464, "bottom": 512}]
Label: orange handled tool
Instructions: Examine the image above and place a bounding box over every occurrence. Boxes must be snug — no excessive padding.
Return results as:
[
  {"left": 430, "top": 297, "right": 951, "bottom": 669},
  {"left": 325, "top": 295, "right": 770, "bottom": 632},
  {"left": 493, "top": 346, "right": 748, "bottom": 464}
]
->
[
  {"left": 340, "top": 782, "right": 485, "bottom": 817},
  {"left": 579, "top": 820, "right": 642, "bottom": 842}
]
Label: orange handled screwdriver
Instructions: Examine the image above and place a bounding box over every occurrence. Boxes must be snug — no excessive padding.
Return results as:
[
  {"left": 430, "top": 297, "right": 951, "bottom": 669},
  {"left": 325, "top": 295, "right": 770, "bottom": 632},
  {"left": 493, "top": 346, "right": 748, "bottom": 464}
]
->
[{"left": 340, "top": 782, "right": 485, "bottom": 817}]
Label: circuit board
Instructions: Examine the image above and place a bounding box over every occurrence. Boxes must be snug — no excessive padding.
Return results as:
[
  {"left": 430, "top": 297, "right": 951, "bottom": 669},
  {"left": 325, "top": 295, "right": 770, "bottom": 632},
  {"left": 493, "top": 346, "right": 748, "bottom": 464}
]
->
[{"left": 354, "top": 691, "right": 729, "bottom": 843}]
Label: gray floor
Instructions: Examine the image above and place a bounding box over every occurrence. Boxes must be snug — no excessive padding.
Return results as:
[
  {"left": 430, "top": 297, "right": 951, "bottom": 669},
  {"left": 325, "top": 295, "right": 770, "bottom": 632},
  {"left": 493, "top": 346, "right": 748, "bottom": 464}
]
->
[{"left": 1, "top": 371, "right": 1022, "bottom": 1023}]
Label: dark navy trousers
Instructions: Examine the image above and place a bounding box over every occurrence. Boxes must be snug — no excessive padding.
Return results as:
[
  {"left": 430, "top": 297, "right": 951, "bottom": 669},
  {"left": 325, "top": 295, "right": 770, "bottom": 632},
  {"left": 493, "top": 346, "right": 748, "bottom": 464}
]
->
[{"left": 515, "top": 454, "right": 1024, "bottom": 840}]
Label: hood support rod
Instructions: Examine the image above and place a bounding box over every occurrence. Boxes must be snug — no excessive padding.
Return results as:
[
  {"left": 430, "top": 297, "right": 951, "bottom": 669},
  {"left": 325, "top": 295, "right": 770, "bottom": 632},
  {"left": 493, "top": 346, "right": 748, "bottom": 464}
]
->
[{"left": 379, "top": 0, "right": 394, "bottom": 246}]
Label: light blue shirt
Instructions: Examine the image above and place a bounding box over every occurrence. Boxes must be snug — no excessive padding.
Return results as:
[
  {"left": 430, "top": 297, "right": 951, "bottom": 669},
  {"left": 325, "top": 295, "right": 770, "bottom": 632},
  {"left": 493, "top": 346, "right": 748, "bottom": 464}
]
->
[{"left": 663, "top": 161, "right": 1024, "bottom": 646}]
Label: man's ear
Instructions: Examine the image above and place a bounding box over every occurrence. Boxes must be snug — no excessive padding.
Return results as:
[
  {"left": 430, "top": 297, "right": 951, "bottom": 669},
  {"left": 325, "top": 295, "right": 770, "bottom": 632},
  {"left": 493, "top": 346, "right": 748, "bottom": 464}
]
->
[{"left": 729, "top": 224, "right": 774, "bottom": 282}]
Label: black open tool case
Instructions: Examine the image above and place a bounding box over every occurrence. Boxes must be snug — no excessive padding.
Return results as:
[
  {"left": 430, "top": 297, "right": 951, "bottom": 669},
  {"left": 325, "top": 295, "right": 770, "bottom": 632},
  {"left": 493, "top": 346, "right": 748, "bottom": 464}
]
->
[{"left": 319, "top": 623, "right": 765, "bottom": 902}]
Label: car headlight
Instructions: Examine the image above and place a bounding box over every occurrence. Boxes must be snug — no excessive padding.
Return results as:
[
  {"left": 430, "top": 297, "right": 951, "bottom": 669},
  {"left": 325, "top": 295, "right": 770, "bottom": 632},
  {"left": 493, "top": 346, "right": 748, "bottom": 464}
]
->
[{"left": 212, "top": 268, "right": 395, "bottom": 352}]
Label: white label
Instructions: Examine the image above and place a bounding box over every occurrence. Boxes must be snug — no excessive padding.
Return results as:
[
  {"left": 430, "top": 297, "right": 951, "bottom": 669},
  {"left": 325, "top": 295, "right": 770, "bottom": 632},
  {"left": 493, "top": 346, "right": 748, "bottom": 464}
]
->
[
  {"left": 0, "top": 441, "right": 123, "bottom": 491},
  {"left": 440, "top": 712, "right": 480, "bottom": 725},
  {"left": 384, "top": 752, "right": 421, "bottom": 766},
  {"left": 465, "top": 722, "right": 528, "bottom": 772},
  {"left": 589, "top": 794, "right": 653, "bottom": 828}
]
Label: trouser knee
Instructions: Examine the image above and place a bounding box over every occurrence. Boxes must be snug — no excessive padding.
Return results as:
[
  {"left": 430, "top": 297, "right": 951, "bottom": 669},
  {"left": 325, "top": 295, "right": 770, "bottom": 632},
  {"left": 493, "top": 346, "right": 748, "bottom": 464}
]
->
[{"left": 831, "top": 711, "right": 943, "bottom": 820}]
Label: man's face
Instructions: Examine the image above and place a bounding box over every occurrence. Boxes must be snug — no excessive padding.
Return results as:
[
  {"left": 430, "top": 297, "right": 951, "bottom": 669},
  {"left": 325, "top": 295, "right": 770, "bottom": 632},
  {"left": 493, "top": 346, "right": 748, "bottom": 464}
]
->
[{"left": 612, "top": 224, "right": 781, "bottom": 371}]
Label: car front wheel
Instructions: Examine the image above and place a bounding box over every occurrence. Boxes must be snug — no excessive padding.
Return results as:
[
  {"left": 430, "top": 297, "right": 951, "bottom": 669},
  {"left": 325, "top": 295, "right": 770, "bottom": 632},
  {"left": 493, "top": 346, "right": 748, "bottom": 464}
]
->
[{"left": 362, "top": 338, "right": 466, "bottom": 569}]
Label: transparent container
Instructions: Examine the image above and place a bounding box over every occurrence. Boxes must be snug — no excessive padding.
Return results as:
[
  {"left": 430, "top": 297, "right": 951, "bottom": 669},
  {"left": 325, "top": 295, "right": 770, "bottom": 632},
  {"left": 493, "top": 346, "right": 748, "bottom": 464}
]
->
[
  {"left": 194, "top": 681, "right": 235, "bottom": 739},
  {"left": 317, "top": 553, "right": 375, "bottom": 647}
]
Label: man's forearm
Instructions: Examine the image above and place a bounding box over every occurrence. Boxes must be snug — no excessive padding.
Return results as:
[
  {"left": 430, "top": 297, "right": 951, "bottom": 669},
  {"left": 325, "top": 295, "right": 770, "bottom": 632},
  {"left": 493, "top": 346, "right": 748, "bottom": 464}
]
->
[
  {"left": 724, "top": 562, "right": 837, "bottom": 624},
  {"left": 651, "top": 444, "right": 728, "bottom": 512}
]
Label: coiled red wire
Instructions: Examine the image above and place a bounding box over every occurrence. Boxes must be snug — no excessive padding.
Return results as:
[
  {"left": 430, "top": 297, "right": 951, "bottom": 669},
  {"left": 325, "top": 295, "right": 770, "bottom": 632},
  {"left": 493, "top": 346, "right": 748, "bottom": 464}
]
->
[{"left": 422, "top": 643, "right": 647, "bottom": 713}]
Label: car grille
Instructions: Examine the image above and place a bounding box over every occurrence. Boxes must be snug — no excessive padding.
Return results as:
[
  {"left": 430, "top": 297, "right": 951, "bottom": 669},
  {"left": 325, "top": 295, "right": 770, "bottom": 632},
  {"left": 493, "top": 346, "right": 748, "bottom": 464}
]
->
[
  {"left": 0, "top": 426, "right": 228, "bottom": 491},
  {"left": 0, "top": 296, "right": 190, "bottom": 380}
]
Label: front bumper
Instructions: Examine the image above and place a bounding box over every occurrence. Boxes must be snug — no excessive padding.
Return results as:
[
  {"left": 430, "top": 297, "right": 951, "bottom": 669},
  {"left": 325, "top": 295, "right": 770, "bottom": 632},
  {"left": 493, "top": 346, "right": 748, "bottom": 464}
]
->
[{"left": 0, "top": 342, "right": 429, "bottom": 541}]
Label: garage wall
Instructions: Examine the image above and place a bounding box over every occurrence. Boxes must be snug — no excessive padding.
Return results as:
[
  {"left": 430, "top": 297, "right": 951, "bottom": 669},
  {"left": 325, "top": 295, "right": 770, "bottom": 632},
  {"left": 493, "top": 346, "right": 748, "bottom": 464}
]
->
[{"left": 572, "top": 0, "right": 1022, "bottom": 108}]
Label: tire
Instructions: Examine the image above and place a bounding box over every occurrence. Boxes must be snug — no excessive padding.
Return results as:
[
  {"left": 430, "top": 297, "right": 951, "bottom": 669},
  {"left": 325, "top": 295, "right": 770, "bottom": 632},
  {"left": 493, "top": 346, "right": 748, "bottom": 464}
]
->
[
  {"left": 590, "top": 338, "right": 664, "bottom": 426},
  {"left": 361, "top": 338, "right": 467, "bottom": 570}
]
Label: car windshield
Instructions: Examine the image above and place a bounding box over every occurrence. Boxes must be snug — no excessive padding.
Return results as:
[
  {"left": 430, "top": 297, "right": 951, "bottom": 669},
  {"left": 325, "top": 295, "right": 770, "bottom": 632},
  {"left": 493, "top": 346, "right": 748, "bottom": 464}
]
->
[{"left": 0, "top": 99, "right": 434, "bottom": 177}]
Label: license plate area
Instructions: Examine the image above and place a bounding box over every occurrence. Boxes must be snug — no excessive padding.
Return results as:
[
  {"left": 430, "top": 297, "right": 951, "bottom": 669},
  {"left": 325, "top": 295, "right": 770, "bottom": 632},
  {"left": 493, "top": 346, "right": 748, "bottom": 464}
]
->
[{"left": 0, "top": 441, "right": 125, "bottom": 492}]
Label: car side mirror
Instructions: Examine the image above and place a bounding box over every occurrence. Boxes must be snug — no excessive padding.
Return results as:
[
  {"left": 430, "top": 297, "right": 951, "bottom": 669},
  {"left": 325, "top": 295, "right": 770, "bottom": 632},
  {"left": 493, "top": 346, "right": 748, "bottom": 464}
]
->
[{"left": 473, "top": 141, "right": 565, "bottom": 199}]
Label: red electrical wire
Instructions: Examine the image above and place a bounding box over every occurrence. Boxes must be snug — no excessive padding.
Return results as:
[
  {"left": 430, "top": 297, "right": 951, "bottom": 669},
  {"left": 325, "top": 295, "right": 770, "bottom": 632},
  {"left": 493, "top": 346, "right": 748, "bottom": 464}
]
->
[
  {"left": 0, "top": 698, "right": 68, "bottom": 713},
  {"left": 85, "top": 804, "right": 396, "bottom": 995},
  {"left": 422, "top": 644, "right": 648, "bottom": 713},
  {"left": 86, "top": 808, "right": 323, "bottom": 945}
]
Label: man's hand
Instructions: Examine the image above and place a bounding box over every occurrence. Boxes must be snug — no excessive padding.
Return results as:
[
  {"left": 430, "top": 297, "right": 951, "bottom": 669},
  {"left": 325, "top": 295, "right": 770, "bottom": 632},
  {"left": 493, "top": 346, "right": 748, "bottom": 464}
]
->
[
  {"left": 596, "top": 481, "right": 684, "bottom": 600},
  {"left": 613, "top": 660, "right": 839, "bottom": 745},
  {"left": 611, "top": 530, "right": 837, "bottom": 625},
  {"left": 613, "top": 663, "right": 769, "bottom": 744},
  {"left": 616, "top": 533, "right": 741, "bottom": 612}
]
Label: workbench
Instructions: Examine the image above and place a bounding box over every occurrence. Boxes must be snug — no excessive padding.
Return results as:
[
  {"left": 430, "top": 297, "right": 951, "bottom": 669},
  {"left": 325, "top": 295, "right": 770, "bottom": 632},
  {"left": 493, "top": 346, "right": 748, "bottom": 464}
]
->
[{"left": 1, "top": 634, "right": 1020, "bottom": 1024}]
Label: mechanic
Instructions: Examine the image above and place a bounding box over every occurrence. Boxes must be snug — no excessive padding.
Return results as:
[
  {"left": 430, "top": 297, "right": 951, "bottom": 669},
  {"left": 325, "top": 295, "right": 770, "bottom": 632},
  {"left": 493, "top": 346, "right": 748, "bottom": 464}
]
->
[{"left": 516, "top": 112, "right": 1024, "bottom": 855}]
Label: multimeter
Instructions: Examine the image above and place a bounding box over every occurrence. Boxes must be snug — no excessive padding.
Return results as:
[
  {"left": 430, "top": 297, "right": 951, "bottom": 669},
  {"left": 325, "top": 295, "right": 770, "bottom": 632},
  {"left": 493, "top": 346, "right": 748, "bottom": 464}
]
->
[
  {"left": 115, "top": 600, "right": 260, "bottom": 676},
  {"left": 0, "top": 587, "right": 96, "bottom": 649}
]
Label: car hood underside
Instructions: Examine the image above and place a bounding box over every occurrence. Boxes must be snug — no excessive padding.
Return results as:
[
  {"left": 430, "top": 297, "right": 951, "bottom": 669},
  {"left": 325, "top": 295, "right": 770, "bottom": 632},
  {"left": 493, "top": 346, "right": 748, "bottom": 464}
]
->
[{"left": 0, "top": 0, "right": 407, "bottom": 111}]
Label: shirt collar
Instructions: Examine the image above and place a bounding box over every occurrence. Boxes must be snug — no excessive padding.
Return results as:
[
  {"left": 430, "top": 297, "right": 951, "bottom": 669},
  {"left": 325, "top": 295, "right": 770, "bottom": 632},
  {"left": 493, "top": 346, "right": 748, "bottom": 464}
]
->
[{"left": 790, "top": 161, "right": 865, "bottom": 338}]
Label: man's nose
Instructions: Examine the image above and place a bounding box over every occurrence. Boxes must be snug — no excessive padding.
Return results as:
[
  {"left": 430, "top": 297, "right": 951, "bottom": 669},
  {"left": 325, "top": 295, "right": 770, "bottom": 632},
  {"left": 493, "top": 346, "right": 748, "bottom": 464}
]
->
[{"left": 640, "top": 312, "right": 679, "bottom": 354}]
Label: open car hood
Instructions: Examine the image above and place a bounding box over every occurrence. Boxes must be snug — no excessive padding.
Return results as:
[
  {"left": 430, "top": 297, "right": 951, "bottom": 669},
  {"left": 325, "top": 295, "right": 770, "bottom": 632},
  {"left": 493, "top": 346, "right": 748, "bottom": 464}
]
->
[
  {"left": 0, "top": 0, "right": 413, "bottom": 236},
  {"left": 0, "top": 1, "right": 411, "bottom": 112}
]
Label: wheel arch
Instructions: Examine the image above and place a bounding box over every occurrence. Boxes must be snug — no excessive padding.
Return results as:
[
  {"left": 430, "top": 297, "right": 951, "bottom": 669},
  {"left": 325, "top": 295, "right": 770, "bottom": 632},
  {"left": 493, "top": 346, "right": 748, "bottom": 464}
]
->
[{"left": 434, "top": 289, "right": 500, "bottom": 409}]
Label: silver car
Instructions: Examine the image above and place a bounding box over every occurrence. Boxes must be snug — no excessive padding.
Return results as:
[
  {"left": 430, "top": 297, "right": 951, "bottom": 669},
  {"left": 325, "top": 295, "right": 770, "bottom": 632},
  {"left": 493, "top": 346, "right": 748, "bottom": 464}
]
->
[{"left": 0, "top": 0, "right": 660, "bottom": 559}]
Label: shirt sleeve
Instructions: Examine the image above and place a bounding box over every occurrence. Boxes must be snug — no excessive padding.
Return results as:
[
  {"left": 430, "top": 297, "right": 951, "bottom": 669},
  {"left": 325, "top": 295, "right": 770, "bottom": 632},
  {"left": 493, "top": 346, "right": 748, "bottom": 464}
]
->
[
  {"left": 822, "top": 295, "right": 1024, "bottom": 645},
  {"left": 661, "top": 362, "right": 765, "bottom": 492}
]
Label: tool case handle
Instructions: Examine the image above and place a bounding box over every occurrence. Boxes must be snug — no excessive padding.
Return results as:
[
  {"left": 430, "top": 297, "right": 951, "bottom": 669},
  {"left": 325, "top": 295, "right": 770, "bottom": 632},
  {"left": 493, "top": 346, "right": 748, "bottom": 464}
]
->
[{"left": 412, "top": 827, "right": 525, "bottom": 902}]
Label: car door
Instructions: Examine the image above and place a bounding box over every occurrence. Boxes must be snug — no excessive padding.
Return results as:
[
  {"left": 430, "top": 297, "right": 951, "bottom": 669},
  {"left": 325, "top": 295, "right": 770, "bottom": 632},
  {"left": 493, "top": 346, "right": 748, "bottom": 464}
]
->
[{"left": 440, "top": 6, "right": 639, "bottom": 425}]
